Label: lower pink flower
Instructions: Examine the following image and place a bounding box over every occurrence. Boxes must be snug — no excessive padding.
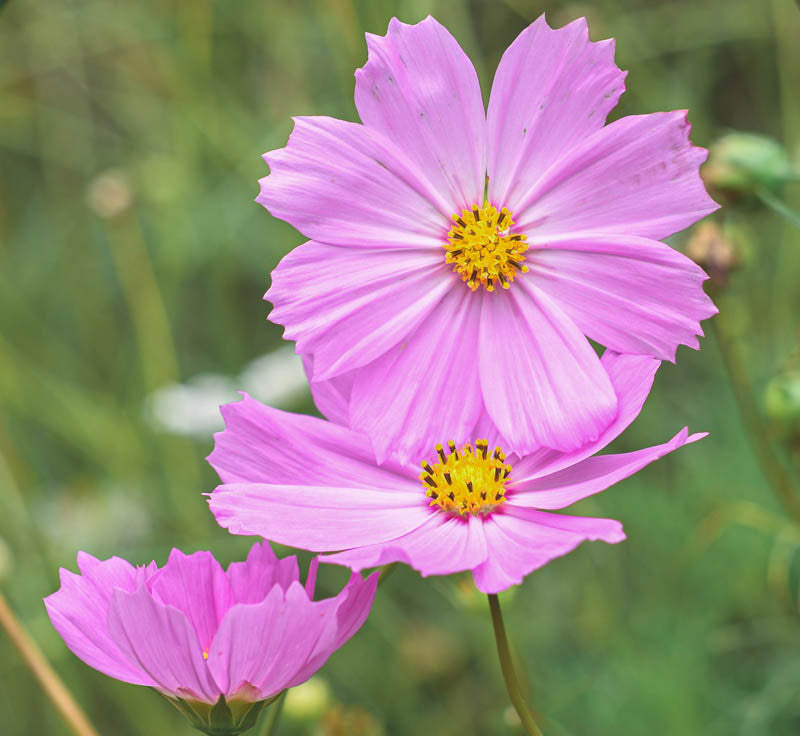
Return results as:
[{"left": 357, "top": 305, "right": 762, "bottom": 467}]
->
[
  {"left": 45, "top": 543, "right": 377, "bottom": 734},
  {"left": 208, "top": 352, "right": 706, "bottom": 594}
]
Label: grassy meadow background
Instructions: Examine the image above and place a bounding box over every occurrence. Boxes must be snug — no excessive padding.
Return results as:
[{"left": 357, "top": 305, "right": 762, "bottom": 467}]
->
[{"left": 2, "top": 0, "right": 800, "bottom": 733}]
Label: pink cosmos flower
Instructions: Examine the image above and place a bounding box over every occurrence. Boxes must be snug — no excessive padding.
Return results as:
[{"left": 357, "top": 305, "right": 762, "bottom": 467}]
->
[
  {"left": 45, "top": 543, "right": 377, "bottom": 734},
  {"left": 259, "top": 15, "right": 719, "bottom": 463},
  {"left": 208, "top": 352, "right": 705, "bottom": 594}
]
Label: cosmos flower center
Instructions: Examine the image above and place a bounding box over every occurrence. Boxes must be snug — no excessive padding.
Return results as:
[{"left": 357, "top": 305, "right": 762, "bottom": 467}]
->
[
  {"left": 419, "top": 440, "right": 511, "bottom": 516},
  {"left": 445, "top": 201, "right": 529, "bottom": 292}
]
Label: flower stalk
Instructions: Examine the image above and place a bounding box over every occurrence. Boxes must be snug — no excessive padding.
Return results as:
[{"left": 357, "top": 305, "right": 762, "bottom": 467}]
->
[
  {"left": 259, "top": 690, "right": 286, "bottom": 736},
  {"left": 756, "top": 187, "right": 800, "bottom": 230},
  {"left": 0, "top": 591, "right": 99, "bottom": 736},
  {"left": 487, "top": 593, "right": 543, "bottom": 736}
]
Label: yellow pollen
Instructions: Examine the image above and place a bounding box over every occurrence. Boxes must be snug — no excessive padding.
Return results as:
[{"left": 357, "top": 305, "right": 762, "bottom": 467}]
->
[
  {"left": 420, "top": 439, "right": 511, "bottom": 516},
  {"left": 445, "top": 201, "right": 529, "bottom": 292},
  {"left": 203, "top": 649, "right": 209, "bottom": 661}
]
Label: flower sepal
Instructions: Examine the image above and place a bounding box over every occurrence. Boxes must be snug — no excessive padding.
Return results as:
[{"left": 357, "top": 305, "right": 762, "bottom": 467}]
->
[{"left": 164, "top": 690, "right": 282, "bottom": 736}]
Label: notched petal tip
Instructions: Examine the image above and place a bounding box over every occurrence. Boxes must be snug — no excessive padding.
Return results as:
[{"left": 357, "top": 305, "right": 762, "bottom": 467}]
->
[
  {"left": 560, "top": 14, "right": 590, "bottom": 38},
  {"left": 355, "top": 14, "right": 486, "bottom": 210},
  {"left": 672, "top": 109, "right": 722, "bottom": 213},
  {"left": 377, "top": 14, "right": 441, "bottom": 40},
  {"left": 488, "top": 9, "right": 626, "bottom": 207},
  {"left": 526, "top": 12, "right": 617, "bottom": 52},
  {"left": 601, "top": 520, "right": 626, "bottom": 544},
  {"left": 75, "top": 550, "right": 102, "bottom": 573}
]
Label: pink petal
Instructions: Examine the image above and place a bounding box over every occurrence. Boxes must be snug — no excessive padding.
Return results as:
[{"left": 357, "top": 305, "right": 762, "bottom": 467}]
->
[
  {"left": 349, "top": 287, "right": 483, "bottom": 464},
  {"left": 107, "top": 586, "right": 221, "bottom": 701},
  {"left": 209, "top": 483, "right": 431, "bottom": 551},
  {"left": 488, "top": 16, "right": 626, "bottom": 206},
  {"left": 44, "top": 555, "right": 154, "bottom": 686},
  {"left": 259, "top": 116, "right": 450, "bottom": 247},
  {"left": 527, "top": 234, "right": 717, "bottom": 360},
  {"left": 327, "top": 572, "right": 379, "bottom": 652},
  {"left": 302, "top": 355, "right": 353, "bottom": 426},
  {"left": 267, "top": 241, "right": 451, "bottom": 379},
  {"left": 208, "top": 393, "right": 418, "bottom": 490},
  {"left": 355, "top": 16, "right": 486, "bottom": 210},
  {"left": 514, "top": 111, "right": 719, "bottom": 240},
  {"left": 147, "top": 550, "right": 234, "bottom": 652},
  {"left": 304, "top": 557, "right": 320, "bottom": 599},
  {"left": 511, "top": 427, "right": 706, "bottom": 508},
  {"left": 206, "top": 583, "right": 326, "bottom": 699},
  {"left": 469, "top": 407, "right": 506, "bottom": 455},
  {"left": 479, "top": 284, "right": 617, "bottom": 454},
  {"left": 292, "top": 571, "right": 379, "bottom": 685},
  {"left": 513, "top": 351, "right": 660, "bottom": 480},
  {"left": 323, "top": 512, "right": 488, "bottom": 578},
  {"left": 472, "top": 507, "right": 624, "bottom": 593},
  {"left": 226, "top": 541, "right": 299, "bottom": 604}
]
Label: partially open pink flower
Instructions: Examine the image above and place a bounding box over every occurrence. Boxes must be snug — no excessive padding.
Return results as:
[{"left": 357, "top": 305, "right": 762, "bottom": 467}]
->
[
  {"left": 209, "top": 352, "right": 705, "bottom": 594},
  {"left": 45, "top": 543, "right": 377, "bottom": 734},
  {"left": 259, "top": 15, "right": 718, "bottom": 462}
]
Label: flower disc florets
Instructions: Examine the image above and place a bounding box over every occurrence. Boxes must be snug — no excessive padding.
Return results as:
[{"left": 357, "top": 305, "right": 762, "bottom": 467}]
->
[
  {"left": 445, "top": 201, "right": 529, "bottom": 292},
  {"left": 420, "top": 439, "right": 511, "bottom": 516}
]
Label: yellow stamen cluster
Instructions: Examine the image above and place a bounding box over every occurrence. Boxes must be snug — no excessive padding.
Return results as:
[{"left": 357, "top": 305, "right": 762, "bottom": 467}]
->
[
  {"left": 445, "top": 201, "right": 529, "bottom": 292},
  {"left": 420, "top": 440, "right": 511, "bottom": 516}
]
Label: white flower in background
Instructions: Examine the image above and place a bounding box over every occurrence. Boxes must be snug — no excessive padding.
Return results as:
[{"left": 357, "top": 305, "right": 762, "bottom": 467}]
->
[
  {"left": 147, "top": 346, "right": 309, "bottom": 437},
  {"left": 148, "top": 374, "right": 238, "bottom": 437},
  {"left": 239, "top": 347, "right": 310, "bottom": 403},
  {"left": 39, "top": 486, "right": 151, "bottom": 552}
]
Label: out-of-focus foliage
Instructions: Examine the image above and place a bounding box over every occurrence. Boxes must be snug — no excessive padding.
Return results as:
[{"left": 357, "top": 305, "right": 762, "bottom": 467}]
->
[
  {"left": 1, "top": 0, "right": 800, "bottom": 734},
  {"left": 766, "top": 369, "right": 800, "bottom": 439}
]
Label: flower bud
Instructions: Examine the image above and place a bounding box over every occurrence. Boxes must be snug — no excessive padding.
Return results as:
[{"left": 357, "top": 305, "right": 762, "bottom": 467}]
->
[{"left": 704, "top": 132, "right": 796, "bottom": 199}]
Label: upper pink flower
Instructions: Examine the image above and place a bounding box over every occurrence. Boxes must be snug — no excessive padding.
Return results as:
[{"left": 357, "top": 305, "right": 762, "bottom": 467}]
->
[
  {"left": 259, "top": 15, "right": 719, "bottom": 463},
  {"left": 208, "top": 352, "right": 706, "bottom": 594},
  {"left": 45, "top": 543, "right": 377, "bottom": 709}
]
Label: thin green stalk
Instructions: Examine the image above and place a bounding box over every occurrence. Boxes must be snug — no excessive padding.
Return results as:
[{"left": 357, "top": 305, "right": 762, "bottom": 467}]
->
[
  {"left": 105, "top": 213, "right": 205, "bottom": 534},
  {"left": 0, "top": 592, "right": 99, "bottom": 736},
  {"left": 259, "top": 689, "right": 287, "bottom": 736},
  {"left": 487, "top": 594, "right": 543, "bottom": 736},
  {"left": 756, "top": 188, "right": 800, "bottom": 230}
]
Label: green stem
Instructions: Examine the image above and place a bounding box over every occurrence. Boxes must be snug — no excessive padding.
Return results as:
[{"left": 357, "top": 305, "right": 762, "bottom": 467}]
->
[
  {"left": 757, "top": 187, "right": 800, "bottom": 230},
  {"left": 487, "top": 594, "right": 543, "bottom": 736},
  {"left": 259, "top": 690, "right": 286, "bottom": 736}
]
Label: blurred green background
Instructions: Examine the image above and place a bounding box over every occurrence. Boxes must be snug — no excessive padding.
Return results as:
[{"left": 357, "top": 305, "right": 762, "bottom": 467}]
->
[{"left": 2, "top": 0, "right": 800, "bottom": 733}]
